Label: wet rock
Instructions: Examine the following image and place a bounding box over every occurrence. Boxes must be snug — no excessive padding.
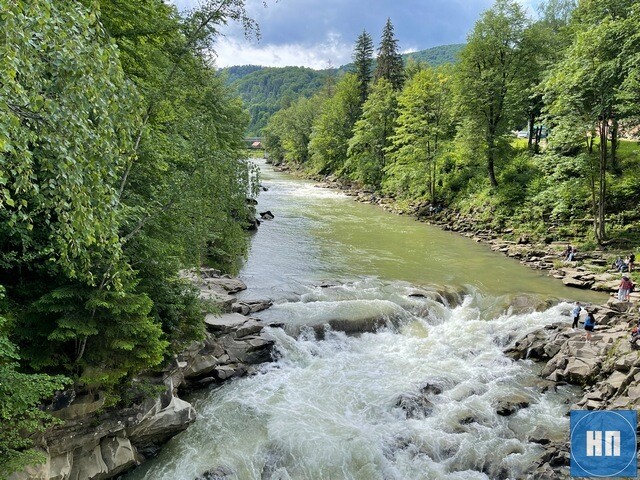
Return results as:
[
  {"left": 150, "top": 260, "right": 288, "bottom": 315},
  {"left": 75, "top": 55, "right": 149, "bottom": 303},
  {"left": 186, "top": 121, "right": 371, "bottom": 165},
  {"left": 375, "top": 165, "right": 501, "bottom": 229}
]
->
[
  {"left": 259, "top": 210, "right": 274, "bottom": 220},
  {"left": 196, "top": 466, "right": 235, "bottom": 480},
  {"left": 495, "top": 393, "right": 530, "bottom": 416},
  {"left": 395, "top": 393, "right": 434, "bottom": 419}
]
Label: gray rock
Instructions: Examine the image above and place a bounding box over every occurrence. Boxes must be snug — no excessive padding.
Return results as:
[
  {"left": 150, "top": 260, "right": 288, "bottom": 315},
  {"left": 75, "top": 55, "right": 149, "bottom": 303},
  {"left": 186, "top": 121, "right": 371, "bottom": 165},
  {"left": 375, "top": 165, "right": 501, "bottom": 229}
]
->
[
  {"left": 51, "top": 392, "right": 105, "bottom": 421},
  {"left": 49, "top": 452, "right": 72, "bottom": 480},
  {"left": 100, "top": 436, "right": 137, "bottom": 476},
  {"left": 205, "top": 313, "right": 249, "bottom": 333},
  {"left": 495, "top": 393, "right": 530, "bottom": 416},
  {"left": 127, "top": 396, "right": 196, "bottom": 449},
  {"left": 202, "top": 277, "right": 247, "bottom": 294},
  {"left": 234, "top": 319, "right": 264, "bottom": 338},
  {"left": 184, "top": 354, "right": 220, "bottom": 379},
  {"left": 68, "top": 445, "right": 108, "bottom": 480}
]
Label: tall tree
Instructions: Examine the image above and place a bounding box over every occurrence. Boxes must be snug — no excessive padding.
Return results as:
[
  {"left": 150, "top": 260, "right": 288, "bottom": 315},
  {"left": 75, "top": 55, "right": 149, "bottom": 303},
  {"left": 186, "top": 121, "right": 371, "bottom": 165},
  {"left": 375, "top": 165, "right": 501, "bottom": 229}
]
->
[
  {"left": 374, "top": 18, "right": 404, "bottom": 90},
  {"left": 344, "top": 79, "right": 398, "bottom": 188},
  {"left": 456, "top": 0, "right": 533, "bottom": 187},
  {"left": 385, "top": 67, "right": 454, "bottom": 201},
  {"left": 542, "top": 0, "right": 636, "bottom": 243},
  {"left": 351, "top": 30, "right": 375, "bottom": 107},
  {"left": 309, "top": 74, "right": 361, "bottom": 174}
]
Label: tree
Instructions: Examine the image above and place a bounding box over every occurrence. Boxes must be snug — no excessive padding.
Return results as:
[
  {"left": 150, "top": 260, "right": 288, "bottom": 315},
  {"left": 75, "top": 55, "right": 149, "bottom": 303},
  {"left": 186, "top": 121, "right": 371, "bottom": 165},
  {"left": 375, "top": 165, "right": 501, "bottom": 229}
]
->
[
  {"left": 542, "top": 0, "right": 636, "bottom": 243},
  {"left": 374, "top": 18, "right": 404, "bottom": 90},
  {"left": 309, "top": 74, "right": 361, "bottom": 174},
  {"left": 344, "top": 79, "right": 397, "bottom": 188},
  {"left": 456, "top": 0, "right": 533, "bottom": 187},
  {"left": 385, "top": 67, "right": 454, "bottom": 201},
  {"left": 351, "top": 30, "right": 375, "bottom": 106},
  {"left": 0, "top": 288, "right": 68, "bottom": 477}
]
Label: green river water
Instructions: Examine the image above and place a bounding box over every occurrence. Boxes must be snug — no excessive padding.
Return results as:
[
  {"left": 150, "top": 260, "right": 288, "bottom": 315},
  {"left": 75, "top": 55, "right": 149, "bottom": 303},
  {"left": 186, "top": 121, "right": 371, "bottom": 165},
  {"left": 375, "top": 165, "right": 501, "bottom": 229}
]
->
[{"left": 125, "top": 160, "right": 606, "bottom": 480}]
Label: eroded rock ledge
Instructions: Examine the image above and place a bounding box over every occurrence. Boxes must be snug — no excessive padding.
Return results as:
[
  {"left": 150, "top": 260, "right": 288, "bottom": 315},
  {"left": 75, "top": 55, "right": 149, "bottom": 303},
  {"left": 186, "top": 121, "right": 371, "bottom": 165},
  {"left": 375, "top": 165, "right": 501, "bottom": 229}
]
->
[{"left": 9, "top": 270, "right": 276, "bottom": 480}]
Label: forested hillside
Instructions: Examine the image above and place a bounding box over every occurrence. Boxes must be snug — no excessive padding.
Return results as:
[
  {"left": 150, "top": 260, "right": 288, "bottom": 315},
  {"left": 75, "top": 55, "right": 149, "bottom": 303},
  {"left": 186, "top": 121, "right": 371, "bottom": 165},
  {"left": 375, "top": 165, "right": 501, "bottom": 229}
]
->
[
  {"left": 0, "top": 1, "right": 256, "bottom": 475},
  {"left": 221, "top": 44, "right": 464, "bottom": 135},
  {"left": 264, "top": 0, "right": 640, "bottom": 250},
  {"left": 224, "top": 66, "right": 332, "bottom": 136}
]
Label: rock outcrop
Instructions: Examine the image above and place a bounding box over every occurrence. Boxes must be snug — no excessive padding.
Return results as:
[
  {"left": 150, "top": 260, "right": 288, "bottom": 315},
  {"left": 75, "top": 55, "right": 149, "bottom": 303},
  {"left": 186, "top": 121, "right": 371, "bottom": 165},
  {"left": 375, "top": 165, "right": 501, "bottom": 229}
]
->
[{"left": 10, "top": 270, "right": 276, "bottom": 480}]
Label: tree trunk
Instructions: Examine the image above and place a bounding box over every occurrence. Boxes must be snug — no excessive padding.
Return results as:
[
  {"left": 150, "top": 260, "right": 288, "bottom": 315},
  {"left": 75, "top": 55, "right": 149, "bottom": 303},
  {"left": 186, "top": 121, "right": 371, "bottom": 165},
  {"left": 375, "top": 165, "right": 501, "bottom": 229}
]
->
[
  {"left": 596, "top": 119, "right": 608, "bottom": 243},
  {"left": 527, "top": 112, "right": 535, "bottom": 150},
  {"left": 487, "top": 136, "right": 498, "bottom": 187},
  {"left": 611, "top": 117, "right": 619, "bottom": 173}
]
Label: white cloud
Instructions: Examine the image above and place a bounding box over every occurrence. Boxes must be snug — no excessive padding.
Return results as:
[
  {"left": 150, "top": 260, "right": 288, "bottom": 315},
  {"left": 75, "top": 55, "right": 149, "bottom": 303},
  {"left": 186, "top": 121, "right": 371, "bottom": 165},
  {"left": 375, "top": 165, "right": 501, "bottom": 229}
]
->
[{"left": 211, "top": 32, "right": 352, "bottom": 69}]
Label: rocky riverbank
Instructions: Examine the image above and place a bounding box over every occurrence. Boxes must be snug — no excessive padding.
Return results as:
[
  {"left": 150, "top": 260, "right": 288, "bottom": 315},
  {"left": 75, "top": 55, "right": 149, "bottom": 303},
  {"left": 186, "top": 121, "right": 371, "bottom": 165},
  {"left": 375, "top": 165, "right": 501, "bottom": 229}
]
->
[
  {"left": 294, "top": 168, "right": 639, "bottom": 479},
  {"left": 9, "top": 269, "right": 277, "bottom": 480}
]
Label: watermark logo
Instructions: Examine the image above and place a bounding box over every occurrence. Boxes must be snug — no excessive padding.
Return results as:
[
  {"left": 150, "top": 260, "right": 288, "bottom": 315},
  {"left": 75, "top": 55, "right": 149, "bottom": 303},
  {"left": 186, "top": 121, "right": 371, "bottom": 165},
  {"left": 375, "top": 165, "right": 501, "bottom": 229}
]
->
[{"left": 570, "top": 410, "right": 637, "bottom": 477}]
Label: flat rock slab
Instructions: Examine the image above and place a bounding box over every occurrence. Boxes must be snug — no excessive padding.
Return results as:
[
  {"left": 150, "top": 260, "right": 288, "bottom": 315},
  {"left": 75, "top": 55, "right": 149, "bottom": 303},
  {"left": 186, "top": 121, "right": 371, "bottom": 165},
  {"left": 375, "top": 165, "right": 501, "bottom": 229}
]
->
[{"left": 205, "top": 313, "right": 249, "bottom": 333}]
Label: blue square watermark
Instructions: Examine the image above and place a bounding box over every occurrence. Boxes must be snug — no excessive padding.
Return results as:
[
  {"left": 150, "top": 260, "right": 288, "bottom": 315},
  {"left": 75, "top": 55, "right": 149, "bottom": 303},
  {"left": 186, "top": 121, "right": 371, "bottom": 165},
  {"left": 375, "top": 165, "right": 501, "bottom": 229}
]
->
[{"left": 570, "top": 410, "right": 637, "bottom": 478}]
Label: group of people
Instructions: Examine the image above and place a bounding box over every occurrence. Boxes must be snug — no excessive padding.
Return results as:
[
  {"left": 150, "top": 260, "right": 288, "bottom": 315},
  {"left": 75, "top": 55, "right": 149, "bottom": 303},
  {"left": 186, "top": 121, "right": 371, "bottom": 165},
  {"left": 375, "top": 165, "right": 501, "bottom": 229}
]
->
[
  {"left": 561, "top": 244, "right": 577, "bottom": 262},
  {"left": 613, "top": 253, "right": 635, "bottom": 273}
]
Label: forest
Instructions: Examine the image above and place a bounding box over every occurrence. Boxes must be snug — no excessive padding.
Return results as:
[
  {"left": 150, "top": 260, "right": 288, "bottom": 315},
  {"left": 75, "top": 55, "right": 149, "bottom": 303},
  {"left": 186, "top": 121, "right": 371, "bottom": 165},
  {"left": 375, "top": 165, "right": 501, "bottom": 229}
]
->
[
  {"left": 0, "top": 0, "right": 257, "bottom": 474},
  {"left": 263, "top": 0, "right": 640, "bottom": 250},
  {"left": 1, "top": 0, "right": 640, "bottom": 477},
  {"left": 222, "top": 44, "right": 464, "bottom": 135}
]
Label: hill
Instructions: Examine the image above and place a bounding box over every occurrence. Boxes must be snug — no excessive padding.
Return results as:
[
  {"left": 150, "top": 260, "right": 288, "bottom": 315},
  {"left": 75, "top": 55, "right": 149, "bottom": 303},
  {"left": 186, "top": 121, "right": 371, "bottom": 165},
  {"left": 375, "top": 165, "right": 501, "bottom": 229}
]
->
[{"left": 221, "top": 44, "right": 464, "bottom": 136}]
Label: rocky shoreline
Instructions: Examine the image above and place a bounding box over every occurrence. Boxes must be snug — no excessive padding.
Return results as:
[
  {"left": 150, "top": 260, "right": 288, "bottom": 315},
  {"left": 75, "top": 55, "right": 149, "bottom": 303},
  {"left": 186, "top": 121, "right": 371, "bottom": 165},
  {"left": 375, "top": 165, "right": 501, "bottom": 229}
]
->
[
  {"left": 13, "top": 164, "right": 638, "bottom": 480},
  {"left": 9, "top": 269, "right": 277, "bottom": 480},
  {"left": 279, "top": 166, "right": 640, "bottom": 479}
]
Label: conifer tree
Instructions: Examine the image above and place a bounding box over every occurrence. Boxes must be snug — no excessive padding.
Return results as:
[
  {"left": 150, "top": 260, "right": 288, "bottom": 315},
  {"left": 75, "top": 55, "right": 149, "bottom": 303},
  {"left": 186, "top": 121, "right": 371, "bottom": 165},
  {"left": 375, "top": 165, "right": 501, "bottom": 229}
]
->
[
  {"left": 374, "top": 18, "right": 404, "bottom": 90},
  {"left": 352, "top": 30, "right": 374, "bottom": 106}
]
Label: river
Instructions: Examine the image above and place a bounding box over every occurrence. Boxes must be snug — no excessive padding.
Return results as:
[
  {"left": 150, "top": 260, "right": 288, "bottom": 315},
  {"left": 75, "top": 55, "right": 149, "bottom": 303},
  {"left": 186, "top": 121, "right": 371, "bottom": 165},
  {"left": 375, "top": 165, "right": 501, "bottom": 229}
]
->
[{"left": 125, "top": 160, "right": 605, "bottom": 480}]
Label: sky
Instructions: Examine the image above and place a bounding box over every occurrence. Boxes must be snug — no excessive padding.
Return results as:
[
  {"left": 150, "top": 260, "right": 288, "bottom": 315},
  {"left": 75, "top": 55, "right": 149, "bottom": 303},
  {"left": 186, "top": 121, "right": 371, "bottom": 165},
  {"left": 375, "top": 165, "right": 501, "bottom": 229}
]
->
[{"left": 170, "top": 0, "right": 542, "bottom": 69}]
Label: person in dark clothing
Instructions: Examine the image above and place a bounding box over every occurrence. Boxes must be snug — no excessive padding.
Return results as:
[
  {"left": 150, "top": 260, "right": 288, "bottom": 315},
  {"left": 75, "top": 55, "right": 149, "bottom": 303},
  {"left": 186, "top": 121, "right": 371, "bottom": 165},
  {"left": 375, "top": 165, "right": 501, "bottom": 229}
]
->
[
  {"left": 571, "top": 302, "right": 582, "bottom": 329},
  {"left": 584, "top": 310, "right": 596, "bottom": 344}
]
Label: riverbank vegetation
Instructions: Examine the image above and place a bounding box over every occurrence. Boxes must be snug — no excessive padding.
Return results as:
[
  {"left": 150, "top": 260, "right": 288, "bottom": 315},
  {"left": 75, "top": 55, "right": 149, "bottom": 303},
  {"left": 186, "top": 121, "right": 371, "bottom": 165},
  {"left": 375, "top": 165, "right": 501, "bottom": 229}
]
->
[
  {"left": 0, "top": 0, "right": 256, "bottom": 474},
  {"left": 263, "top": 0, "right": 640, "bottom": 251}
]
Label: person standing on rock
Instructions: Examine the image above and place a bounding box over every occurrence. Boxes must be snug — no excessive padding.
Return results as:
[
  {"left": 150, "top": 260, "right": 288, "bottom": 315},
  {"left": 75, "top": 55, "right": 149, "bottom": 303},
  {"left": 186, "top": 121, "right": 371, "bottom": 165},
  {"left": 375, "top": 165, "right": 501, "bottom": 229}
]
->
[
  {"left": 618, "top": 274, "right": 633, "bottom": 301},
  {"left": 571, "top": 302, "right": 582, "bottom": 329},
  {"left": 584, "top": 310, "right": 596, "bottom": 344}
]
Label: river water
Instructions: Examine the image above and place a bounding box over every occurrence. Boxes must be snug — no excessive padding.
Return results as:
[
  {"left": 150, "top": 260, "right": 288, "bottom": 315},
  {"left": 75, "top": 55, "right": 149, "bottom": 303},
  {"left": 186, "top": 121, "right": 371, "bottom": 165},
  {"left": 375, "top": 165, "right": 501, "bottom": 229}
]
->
[{"left": 126, "top": 161, "right": 605, "bottom": 480}]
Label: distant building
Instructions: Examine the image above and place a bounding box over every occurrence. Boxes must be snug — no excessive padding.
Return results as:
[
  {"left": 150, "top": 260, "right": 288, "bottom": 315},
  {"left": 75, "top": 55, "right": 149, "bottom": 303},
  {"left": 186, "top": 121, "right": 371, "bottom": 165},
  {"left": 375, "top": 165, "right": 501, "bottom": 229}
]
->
[{"left": 251, "top": 141, "right": 263, "bottom": 149}]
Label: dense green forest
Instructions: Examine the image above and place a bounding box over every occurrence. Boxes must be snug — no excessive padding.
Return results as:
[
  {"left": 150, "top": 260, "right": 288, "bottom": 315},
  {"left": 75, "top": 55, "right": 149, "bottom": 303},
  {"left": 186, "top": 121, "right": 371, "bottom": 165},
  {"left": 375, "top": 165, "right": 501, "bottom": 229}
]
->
[
  {"left": 222, "top": 44, "right": 464, "bottom": 135},
  {"left": 0, "top": 0, "right": 256, "bottom": 475},
  {"left": 264, "top": 0, "right": 640, "bottom": 249}
]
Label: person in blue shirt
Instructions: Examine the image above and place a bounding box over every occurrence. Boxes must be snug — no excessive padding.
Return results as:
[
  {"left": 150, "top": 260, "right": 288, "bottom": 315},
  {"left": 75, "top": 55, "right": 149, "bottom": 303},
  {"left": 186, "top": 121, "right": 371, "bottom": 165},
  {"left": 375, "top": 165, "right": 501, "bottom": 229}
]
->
[
  {"left": 572, "top": 302, "right": 582, "bottom": 329},
  {"left": 584, "top": 310, "right": 596, "bottom": 344}
]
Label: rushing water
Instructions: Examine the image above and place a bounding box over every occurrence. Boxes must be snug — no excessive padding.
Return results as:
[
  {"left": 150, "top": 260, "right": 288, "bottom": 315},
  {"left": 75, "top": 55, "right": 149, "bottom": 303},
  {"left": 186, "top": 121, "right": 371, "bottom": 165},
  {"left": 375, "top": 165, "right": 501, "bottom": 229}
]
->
[{"left": 126, "top": 161, "right": 606, "bottom": 480}]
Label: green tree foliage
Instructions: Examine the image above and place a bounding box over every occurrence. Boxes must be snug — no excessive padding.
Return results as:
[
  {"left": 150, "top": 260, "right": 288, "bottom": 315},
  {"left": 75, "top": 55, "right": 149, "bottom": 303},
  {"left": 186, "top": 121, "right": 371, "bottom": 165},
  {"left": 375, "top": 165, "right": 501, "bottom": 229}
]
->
[
  {"left": 374, "top": 18, "right": 405, "bottom": 90},
  {"left": 344, "top": 79, "right": 398, "bottom": 188},
  {"left": 0, "top": 287, "right": 68, "bottom": 477},
  {"left": 403, "top": 44, "right": 465, "bottom": 67},
  {"left": 308, "top": 74, "right": 361, "bottom": 174},
  {"left": 542, "top": 0, "right": 636, "bottom": 243},
  {"left": 351, "top": 30, "right": 375, "bottom": 106},
  {"left": 225, "top": 66, "right": 330, "bottom": 135},
  {"left": 456, "top": 0, "right": 533, "bottom": 187},
  {"left": 384, "top": 67, "right": 455, "bottom": 201},
  {"left": 0, "top": 2, "right": 256, "bottom": 472},
  {"left": 263, "top": 93, "right": 324, "bottom": 166}
]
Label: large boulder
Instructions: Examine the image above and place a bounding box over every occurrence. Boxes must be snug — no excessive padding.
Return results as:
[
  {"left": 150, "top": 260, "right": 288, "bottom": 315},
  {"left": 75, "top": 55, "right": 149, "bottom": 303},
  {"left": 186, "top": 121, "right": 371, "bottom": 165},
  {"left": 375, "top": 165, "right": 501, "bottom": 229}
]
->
[
  {"left": 99, "top": 436, "right": 137, "bottom": 477},
  {"left": 127, "top": 395, "right": 196, "bottom": 451}
]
